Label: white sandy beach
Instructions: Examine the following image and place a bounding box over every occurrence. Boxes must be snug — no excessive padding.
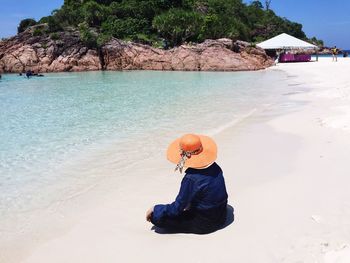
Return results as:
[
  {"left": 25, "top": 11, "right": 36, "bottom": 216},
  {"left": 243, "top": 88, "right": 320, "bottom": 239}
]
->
[{"left": 3, "top": 57, "right": 350, "bottom": 263}]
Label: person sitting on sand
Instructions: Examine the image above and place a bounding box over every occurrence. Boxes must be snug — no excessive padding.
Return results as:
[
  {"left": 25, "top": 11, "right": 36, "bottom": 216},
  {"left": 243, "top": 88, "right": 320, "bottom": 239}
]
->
[
  {"left": 332, "top": 46, "right": 338, "bottom": 62},
  {"left": 146, "top": 134, "right": 228, "bottom": 234}
]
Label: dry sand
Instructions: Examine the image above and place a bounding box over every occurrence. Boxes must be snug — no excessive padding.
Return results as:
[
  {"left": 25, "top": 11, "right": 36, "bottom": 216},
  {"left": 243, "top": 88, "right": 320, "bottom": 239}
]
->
[{"left": 4, "top": 58, "right": 350, "bottom": 263}]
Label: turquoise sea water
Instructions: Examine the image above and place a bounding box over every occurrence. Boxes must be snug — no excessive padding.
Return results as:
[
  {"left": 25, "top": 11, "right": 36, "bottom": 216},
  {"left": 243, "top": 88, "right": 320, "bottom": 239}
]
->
[{"left": 0, "top": 70, "right": 292, "bottom": 216}]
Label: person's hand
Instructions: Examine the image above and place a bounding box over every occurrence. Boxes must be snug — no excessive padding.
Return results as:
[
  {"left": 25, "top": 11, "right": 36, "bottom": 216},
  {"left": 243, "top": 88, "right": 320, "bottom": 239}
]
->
[{"left": 146, "top": 206, "right": 154, "bottom": 222}]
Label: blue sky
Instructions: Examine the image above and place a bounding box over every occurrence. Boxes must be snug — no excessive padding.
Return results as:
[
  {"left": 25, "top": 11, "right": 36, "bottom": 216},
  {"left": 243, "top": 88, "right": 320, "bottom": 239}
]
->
[
  {"left": 0, "top": 0, "right": 63, "bottom": 37},
  {"left": 0, "top": 0, "right": 349, "bottom": 48},
  {"left": 253, "top": 0, "right": 350, "bottom": 48}
]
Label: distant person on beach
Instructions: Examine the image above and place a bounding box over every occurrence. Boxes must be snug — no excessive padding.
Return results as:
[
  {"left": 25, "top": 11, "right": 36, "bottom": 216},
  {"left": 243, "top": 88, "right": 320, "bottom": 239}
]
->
[
  {"left": 332, "top": 46, "right": 338, "bottom": 62},
  {"left": 26, "top": 70, "right": 33, "bottom": 78},
  {"left": 146, "top": 134, "right": 228, "bottom": 234}
]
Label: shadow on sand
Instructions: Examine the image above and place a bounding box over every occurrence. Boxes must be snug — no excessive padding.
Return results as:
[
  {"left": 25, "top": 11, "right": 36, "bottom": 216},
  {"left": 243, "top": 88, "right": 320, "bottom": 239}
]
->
[{"left": 151, "top": 204, "right": 234, "bottom": 234}]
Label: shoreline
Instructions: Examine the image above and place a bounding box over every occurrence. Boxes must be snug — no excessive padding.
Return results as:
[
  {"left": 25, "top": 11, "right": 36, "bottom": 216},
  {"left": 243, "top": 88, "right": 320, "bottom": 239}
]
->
[
  {"left": 2, "top": 104, "right": 290, "bottom": 263},
  {"left": 0, "top": 69, "right": 293, "bottom": 263},
  {"left": 3, "top": 57, "right": 350, "bottom": 262},
  {"left": 0, "top": 66, "right": 272, "bottom": 75},
  {"left": 0, "top": 69, "right": 287, "bottom": 220}
]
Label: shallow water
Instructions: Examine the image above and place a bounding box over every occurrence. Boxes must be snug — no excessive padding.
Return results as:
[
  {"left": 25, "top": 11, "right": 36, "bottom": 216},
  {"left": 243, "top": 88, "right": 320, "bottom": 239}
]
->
[{"left": 0, "top": 70, "right": 292, "bottom": 217}]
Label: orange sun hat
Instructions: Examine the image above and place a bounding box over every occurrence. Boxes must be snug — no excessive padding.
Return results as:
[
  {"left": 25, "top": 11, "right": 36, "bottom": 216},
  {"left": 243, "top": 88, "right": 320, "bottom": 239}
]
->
[{"left": 167, "top": 134, "right": 217, "bottom": 172}]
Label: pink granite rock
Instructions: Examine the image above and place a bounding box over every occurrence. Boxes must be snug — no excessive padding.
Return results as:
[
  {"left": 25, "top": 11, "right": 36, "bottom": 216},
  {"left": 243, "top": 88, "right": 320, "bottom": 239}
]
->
[{"left": 0, "top": 30, "right": 273, "bottom": 73}]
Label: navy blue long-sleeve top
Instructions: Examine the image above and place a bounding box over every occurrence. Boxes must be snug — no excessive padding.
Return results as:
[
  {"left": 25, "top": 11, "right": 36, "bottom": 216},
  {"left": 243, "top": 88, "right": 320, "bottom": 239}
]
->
[{"left": 152, "top": 162, "right": 228, "bottom": 223}]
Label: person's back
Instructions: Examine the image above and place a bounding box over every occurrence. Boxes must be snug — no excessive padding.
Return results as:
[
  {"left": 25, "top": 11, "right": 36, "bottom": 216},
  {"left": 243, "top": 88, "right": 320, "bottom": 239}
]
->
[
  {"left": 185, "top": 163, "right": 228, "bottom": 229},
  {"left": 186, "top": 163, "right": 227, "bottom": 212}
]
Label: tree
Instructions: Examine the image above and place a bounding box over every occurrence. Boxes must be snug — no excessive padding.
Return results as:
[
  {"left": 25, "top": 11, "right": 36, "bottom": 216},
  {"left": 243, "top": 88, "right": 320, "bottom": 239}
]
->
[
  {"left": 310, "top": 36, "right": 324, "bottom": 47},
  {"left": 101, "top": 17, "right": 148, "bottom": 39},
  {"left": 40, "top": 16, "right": 63, "bottom": 33},
  {"left": 153, "top": 9, "right": 204, "bottom": 46},
  {"left": 79, "top": 22, "right": 98, "bottom": 48},
  {"left": 22, "top": 0, "right": 320, "bottom": 48},
  {"left": 18, "top": 19, "right": 37, "bottom": 33},
  {"left": 82, "top": 1, "right": 110, "bottom": 27},
  {"left": 265, "top": 0, "right": 272, "bottom": 10},
  {"left": 197, "top": 0, "right": 249, "bottom": 41},
  {"left": 251, "top": 0, "right": 263, "bottom": 9},
  {"left": 53, "top": 4, "right": 85, "bottom": 27}
]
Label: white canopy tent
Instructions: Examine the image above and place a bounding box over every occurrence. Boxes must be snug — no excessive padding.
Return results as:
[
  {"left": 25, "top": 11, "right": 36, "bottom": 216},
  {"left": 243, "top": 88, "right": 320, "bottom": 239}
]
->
[{"left": 257, "top": 33, "right": 317, "bottom": 50}]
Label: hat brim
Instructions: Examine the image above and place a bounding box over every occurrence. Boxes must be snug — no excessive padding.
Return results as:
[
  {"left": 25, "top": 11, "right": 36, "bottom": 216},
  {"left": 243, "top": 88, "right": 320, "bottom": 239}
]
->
[{"left": 167, "top": 135, "right": 217, "bottom": 169}]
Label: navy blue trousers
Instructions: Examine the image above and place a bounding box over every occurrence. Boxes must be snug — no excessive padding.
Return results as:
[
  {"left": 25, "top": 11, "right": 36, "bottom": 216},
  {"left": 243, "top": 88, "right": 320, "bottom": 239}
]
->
[{"left": 151, "top": 207, "right": 227, "bottom": 234}]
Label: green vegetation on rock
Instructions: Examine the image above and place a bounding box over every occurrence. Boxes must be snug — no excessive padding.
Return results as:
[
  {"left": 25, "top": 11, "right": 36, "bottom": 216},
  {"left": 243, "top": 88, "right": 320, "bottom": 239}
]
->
[
  {"left": 17, "top": 0, "right": 323, "bottom": 48},
  {"left": 18, "top": 18, "right": 37, "bottom": 33}
]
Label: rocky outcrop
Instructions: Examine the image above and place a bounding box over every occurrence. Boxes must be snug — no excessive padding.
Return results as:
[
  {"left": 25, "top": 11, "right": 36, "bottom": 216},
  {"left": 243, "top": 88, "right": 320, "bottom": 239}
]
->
[
  {"left": 102, "top": 39, "right": 273, "bottom": 71},
  {"left": 0, "top": 30, "right": 273, "bottom": 73},
  {"left": 0, "top": 30, "right": 101, "bottom": 73}
]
